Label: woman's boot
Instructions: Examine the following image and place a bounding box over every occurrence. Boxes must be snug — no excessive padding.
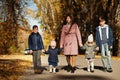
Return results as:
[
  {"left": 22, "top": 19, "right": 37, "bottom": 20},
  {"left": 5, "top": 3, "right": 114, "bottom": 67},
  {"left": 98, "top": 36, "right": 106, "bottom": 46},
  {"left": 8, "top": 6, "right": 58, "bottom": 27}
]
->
[
  {"left": 71, "top": 67, "right": 76, "bottom": 73},
  {"left": 67, "top": 65, "right": 72, "bottom": 72}
]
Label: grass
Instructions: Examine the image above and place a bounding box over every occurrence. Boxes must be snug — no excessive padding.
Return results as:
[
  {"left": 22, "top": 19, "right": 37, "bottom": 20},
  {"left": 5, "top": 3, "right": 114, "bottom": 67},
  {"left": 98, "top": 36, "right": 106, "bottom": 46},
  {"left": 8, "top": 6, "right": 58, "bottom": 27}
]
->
[{"left": 0, "top": 59, "right": 31, "bottom": 80}]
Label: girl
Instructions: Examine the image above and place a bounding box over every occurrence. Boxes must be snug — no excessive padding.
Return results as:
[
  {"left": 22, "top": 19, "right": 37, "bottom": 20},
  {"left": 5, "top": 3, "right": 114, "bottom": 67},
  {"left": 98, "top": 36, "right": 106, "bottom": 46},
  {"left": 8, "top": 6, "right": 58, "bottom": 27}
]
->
[{"left": 83, "top": 34, "right": 96, "bottom": 72}]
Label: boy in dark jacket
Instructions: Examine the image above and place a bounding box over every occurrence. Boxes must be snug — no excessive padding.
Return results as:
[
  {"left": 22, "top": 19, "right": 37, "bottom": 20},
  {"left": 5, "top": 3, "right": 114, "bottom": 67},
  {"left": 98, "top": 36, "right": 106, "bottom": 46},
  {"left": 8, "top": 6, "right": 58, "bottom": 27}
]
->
[
  {"left": 45, "top": 40, "right": 61, "bottom": 73},
  {"left": 95, "top": 16, "right": 113, "bottom": 72},
  {"left": 28, "top": 25, "right": 44, "bottom": 74}
]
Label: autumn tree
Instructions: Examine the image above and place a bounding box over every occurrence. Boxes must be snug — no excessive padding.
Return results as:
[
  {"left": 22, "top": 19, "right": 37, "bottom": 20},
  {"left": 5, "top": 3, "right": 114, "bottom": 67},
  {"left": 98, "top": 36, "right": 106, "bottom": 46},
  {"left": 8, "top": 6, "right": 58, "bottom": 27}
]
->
[
  {"left": 0, "top": 0, "right": 29, "bottom": 54},
  {"left": 34, "top": 0, "right": 63, "bottom": 48},
  {"left": 34, "top": 0, "right": 120, "bottom": 56}
]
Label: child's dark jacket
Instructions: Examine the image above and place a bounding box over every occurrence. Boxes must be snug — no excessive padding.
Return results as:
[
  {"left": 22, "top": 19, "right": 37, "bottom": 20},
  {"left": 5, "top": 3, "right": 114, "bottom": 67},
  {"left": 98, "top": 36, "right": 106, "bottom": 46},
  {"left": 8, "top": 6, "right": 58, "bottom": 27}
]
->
[{"left": 45, "top": 47, "right": 61, "bottom": 63}]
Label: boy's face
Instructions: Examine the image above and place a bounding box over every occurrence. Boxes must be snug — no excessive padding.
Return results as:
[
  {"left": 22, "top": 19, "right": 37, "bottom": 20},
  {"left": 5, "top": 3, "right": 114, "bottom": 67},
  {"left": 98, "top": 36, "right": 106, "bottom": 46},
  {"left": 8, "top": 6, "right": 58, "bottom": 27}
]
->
[
  {"left": 33, "top": 27, "right": 38, "bottom": 33},
  {"left": 99, "top": 20, "right": 105, "bottom": 27}
]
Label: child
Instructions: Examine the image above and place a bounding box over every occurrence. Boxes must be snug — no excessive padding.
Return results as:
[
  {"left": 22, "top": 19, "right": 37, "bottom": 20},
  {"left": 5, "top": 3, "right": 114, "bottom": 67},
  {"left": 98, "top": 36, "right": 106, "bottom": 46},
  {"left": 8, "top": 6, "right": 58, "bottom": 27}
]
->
[
  {"left": 83, "top": 34, "right": 96, "bottom": 72},
  {"left": 45, "top": 40, "right": 61, "bottom": 73},
  {"left": 95, "top": 15, "right": 113, "bottom": 72}
]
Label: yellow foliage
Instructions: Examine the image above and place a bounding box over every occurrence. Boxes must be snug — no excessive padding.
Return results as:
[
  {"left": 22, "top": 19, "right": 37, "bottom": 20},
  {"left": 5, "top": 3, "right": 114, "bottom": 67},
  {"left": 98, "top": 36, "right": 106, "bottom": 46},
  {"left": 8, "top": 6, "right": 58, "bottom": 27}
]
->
[
  {"left": 42, "top": 31, "right": 56, "bottom": 49},
  {"left": 26, "top": 8, "right": 36, "bottom": 18}
]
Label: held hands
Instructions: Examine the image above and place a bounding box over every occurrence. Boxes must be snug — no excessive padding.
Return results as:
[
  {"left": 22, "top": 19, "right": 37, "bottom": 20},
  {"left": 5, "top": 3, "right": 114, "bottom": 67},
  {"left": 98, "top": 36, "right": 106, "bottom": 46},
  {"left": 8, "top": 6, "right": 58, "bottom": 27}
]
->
[
  {"left": 95, "top": 47, "right": 99, "bottom": 51},
  {"left": 110, "top": 46, "right": 113, "bottom": 49},
  {"left": 109, "top": 46, "right": 113, "bottom": 51},
  {"left": 29, "top": 50, "right": 33, "bottom": 54},
  {"left": 60, "top": 45, "right": 63, "bottom": 49},
  {"left": 41, "top": 49, "right": 46, "bottom": 53},
  {"left": 79, "top": 44, "right": 84, "bottom": 50},
  {"left": 29, "top": 49, "right": 46, "bottom": 54}
]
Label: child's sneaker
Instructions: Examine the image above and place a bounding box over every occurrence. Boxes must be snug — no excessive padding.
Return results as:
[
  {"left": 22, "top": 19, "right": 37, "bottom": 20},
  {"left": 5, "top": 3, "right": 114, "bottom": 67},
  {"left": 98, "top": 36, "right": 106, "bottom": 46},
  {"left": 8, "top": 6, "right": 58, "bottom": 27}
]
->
[
  {"left": 49, "top": 65, "right": 53, "bottom": 73},
  {"left": 91, "top": 67, "right": 94, "bottom": 72},
  {"left": 53, "top": 68, "right": 56, "bottom": 73},
  {"left": 90, "top": 69, "right": 94, "bottom": 72},
  {"left": 87, "top": 68, "right": 90, "bottom": 72},
  {"left": 49, "top": 68, "right": 52, "bottom": 73}
]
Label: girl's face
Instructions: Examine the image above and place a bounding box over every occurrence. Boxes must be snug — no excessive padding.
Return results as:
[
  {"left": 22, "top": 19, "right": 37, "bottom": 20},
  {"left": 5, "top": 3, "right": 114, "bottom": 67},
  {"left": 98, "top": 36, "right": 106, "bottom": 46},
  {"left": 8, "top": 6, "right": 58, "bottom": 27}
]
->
[{"left": 66, "top": 16, "right": 71, "bottom": 23}]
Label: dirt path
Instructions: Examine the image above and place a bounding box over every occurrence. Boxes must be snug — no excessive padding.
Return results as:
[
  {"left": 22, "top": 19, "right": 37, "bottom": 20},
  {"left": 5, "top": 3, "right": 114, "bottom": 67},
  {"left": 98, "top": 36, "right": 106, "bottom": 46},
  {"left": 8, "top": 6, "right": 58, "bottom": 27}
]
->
[{"left": 0, "top": 55, "right": 120, "bottom": 80}]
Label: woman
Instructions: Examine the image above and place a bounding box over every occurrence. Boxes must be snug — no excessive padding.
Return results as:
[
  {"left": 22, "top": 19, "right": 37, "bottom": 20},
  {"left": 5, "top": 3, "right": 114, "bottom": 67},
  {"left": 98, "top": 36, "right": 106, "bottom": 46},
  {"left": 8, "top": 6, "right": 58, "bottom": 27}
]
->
[{"left": 60, "top": 15, "right": 83, "bottom": 73}]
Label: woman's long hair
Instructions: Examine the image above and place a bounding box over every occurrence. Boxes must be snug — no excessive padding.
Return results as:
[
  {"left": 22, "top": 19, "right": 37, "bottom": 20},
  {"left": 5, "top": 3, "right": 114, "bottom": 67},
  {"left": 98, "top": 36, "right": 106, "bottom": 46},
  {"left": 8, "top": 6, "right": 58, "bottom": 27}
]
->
[
  {"left": 63, "top": 14, "right": 74, "bottom": 33},
  {"left": 63, "top": 14, "right": 73, "bottom": 25}
]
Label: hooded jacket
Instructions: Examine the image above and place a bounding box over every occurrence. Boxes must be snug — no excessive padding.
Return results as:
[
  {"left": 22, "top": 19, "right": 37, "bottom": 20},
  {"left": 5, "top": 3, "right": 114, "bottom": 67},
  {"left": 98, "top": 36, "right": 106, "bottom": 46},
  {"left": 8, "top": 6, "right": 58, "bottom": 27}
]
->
[{"left": 95, "top": 24, "right": 113, "bottom": 50}]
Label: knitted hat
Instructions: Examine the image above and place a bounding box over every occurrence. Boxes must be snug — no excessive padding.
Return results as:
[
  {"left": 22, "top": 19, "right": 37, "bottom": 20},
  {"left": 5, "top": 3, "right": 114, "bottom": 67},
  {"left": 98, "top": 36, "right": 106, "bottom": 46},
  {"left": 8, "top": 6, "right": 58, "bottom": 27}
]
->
[
  {"left": 87, "top": 34, "right": 93, "bottom": 42},
  {"left": 50, "top": 40, "right": 56, "bottom": 47}
]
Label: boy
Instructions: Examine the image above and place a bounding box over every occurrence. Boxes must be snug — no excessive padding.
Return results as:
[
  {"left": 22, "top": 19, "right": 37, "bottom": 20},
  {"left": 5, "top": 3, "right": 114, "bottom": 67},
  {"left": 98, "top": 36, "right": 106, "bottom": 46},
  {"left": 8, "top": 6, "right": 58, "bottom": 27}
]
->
[
  {"left": 95, "top": 16, "right": 113, "bottom": 72},
  {"left": 28, "top": 25, "right": 44, "bottom": 74}
]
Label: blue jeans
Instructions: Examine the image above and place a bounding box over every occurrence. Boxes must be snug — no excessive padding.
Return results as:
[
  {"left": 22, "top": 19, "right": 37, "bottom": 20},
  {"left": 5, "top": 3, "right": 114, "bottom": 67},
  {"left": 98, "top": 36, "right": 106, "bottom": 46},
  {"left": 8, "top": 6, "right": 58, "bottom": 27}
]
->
[
  {"left": 32, "top": 50, "right": 42, "bottom": 71},
  {"left": 101, "top": 43, "right": 112, "bottom": 69}
]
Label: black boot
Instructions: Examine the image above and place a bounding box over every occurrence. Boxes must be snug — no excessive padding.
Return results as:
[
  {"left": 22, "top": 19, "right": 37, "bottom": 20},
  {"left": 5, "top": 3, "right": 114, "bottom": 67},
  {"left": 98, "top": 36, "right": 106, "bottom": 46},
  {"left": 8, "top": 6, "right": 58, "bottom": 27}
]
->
[
  {"left": 71, "top": 67, "right": 76, "bottom": 73},
  {"left": 67, "top": 65, "right": 72, "bottom": 72}
]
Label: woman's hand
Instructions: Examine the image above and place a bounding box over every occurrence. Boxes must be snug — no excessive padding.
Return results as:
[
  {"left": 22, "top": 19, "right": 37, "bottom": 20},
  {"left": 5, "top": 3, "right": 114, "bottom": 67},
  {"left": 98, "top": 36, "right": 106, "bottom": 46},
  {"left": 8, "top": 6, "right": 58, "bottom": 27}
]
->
[
  {"left": 60, "top": 45, "right": 63, "bottom": 49},
  {"left": 79, "top": 44, "right": 83, "bottom": 47},
  {"left": 96, "top": 47, "right": 99, "bottom": 51}
]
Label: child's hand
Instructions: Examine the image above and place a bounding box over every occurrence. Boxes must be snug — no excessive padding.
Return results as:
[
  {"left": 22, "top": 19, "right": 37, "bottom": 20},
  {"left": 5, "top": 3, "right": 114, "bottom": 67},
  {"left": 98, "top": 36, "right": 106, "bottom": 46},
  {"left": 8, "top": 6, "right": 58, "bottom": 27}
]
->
[
  {"left": 109, "top": 46, "right": 113, "bottom": 51},
  {"left": 42, "top": 49, "right": 45, "bottom": 52},
  {"left": 61, "top": 48, "right": 64, "bottom": 52},
  {"left": 60, "top": 45, "right": 63, "bottom": 49},
  {"left": 29, "top": 50, "right": 33, "bottom": 54}
]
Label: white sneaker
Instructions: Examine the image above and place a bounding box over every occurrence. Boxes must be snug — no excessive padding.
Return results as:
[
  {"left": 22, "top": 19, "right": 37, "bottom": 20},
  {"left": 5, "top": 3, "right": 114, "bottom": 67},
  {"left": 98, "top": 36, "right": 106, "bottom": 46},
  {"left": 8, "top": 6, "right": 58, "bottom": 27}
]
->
[
  {"left": 50, "top": 68, "right": 52, "bottom": 73},
  {"left": 87, "top": 68, "right": 90, "bottom": 72},
  {"left": 53, "top": 68, "right": 56, "bottom": 73},
  {"left": 49, "top": 65, "right": 53, "bottom": 73}
]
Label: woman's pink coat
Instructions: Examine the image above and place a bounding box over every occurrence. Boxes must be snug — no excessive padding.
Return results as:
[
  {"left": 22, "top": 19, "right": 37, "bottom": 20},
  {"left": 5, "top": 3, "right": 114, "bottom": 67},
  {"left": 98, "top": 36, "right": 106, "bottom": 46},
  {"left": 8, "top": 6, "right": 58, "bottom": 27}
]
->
[{"left": 60, "top": 24, "right": 82, "bottom": 55}]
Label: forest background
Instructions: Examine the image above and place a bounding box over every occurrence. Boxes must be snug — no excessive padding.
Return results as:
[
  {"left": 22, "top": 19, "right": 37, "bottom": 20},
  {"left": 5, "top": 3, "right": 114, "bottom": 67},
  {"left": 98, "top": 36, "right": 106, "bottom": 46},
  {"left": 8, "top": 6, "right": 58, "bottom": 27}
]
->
[{"left": 0, "top": 0, "right": 120, "bottom": 56}]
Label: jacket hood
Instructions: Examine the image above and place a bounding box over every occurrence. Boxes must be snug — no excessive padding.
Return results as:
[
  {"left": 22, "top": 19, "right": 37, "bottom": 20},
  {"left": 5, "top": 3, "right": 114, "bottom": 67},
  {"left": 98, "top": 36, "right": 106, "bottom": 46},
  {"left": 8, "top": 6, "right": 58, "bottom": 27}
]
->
[{"left": 96, "top": 24, "right": 109, "bottom": 30}]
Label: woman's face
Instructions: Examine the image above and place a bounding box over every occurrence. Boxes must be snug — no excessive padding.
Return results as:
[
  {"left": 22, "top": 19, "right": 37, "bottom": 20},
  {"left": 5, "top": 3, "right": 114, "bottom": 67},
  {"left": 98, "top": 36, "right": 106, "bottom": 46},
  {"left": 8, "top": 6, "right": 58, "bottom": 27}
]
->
[{"left": 66, "top": 16, "right": 71, "bottom": 23}]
